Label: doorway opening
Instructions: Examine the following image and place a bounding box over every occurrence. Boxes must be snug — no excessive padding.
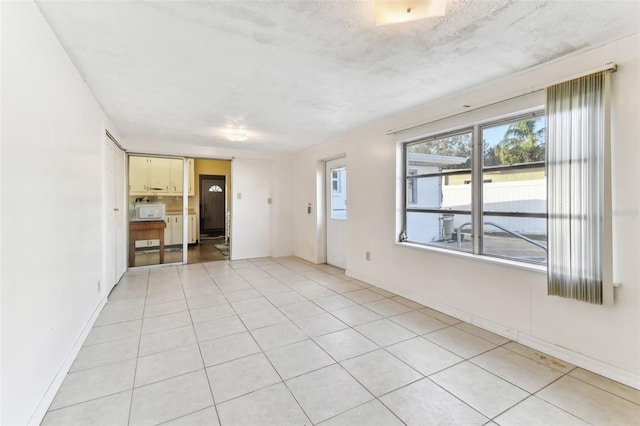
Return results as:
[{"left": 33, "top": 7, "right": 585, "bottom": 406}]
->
[
  {"left": 325, "top": 157, "right": 347, "bottom": 269},
  {"left": 186, "top": 159, "right": 232, "bottom": 263},
  {"left": 200, "top": 175, "right": 227, "bottom": 238}
]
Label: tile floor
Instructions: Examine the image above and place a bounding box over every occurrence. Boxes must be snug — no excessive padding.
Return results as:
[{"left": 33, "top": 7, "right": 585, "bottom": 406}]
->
[
  {"left": 134, "top": 237, "right": 228, "bottom": 267},
  {"left": 43, "top": 257, "right": 640, "bottom": 426}
]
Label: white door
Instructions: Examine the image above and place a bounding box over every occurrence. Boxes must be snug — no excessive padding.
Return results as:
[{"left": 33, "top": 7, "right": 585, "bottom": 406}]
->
[
  {"left": 326, "top": 157, "right": 347, "bottom": 269},
  {"left": 104, "top": 138, "right": 116, "bottom": 295},
  {"left": 114, "top": 146, "right": 126, "bottom": 280},
  {"left": 105, "top": 135, "right": 126, "bottom": 295}
]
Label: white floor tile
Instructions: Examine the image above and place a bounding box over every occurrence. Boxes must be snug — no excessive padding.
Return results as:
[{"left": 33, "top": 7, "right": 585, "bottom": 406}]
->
[
  {"left": 250, "top": 321, "right": 308, "bottom": 351},
  {"left": 42, "top": 390, "right": 131, "bottom": 426},
  {"left": 71, "top": 336, "right": 138, "bottom": 372},
  {"left": 84, "top": 320, "right": 142, "bottom": 346},
  {"left": 162, "top": 406, "right": 220, "bottom": 426},
  {"left": 141, "top": 310, "right": 191, "bottom": 334},
  {"left": 425, "top": 326, "right": 496, "bottom": 358},
  {"left": 381, "top": 377, "right": 487, "bottom": 426},
  {"left": 135, "top": 344, "right": 204, "bottom": 387},
  {"left": 199, "top": 331, "right": 261, "bottom": 366},
  {"left": 193, "top": 315, "right": 246, "bottom": 342},
  {"left": 430, "top": 362, "right": 529, "bottom": 418},
  {"left": 344, "top": 289, "right": 387, "bottom": 304},
  {"left": 238, "top": 307, "right": 289, "bottom": 330},
  {"left": 363, "top": 299, "right": 413, "bottom": 317},
  {"left": 294, "top": 312, "right": 348, "bottom": 337},
  {"left": 129, "top": 370, "right": 213, "bottom": 426},
  {"left": 318, "top": 399, "right": 404, "bottom": 426},
  {"left": 386, "top": 337, "right": 462, "bottom": 376},
  {"left": 355, "top": 319, "right": 416, "bottom": 347},
  {"left": 279, "top": 300, "right": 325, "bottom": 320},
  {"left": 495, "top": 396, "right": 589, "bottom": 426},
  {"left": 50, "top": 359, "right": 136, "bottom": 410},
  {"left": 313, "top": 294, "right": 357, "bottom": 311},
  {"left": 265, "top": 339, "right": 335, "bottom": 380},
  {"left": 139, "top": 325, "right": 197, "bottom": 356},
  {"left": 332, "top": 305, "right": 383, "bottom": 326},
  {"left": 190, "top": 303, "right": 236, "bottom": 324},
  {"left": 568, "top": 368, "right": 640, "bottom": 405},
  {"left": 286, "top": 364, "right": 373, "bottom": 424},
  {"left": 314, "top": 328, "right": 379, "bottom": 361},
  {"left": 471, "top": 347, "right": 563, "bottom": 392},
  {"left": 206, "top": 353, "right": 281, "bottom": 403},
  {"left": 217, "top": 383, "right": 310, "bottom": 425},
  {"left": 503, "top": 342, "right": 575, "bottom": 373},
  {"left": 388, "top": 310, "right": 449, "bottom": 335},
  {"left": 341, "top": 349, "right": 422, "bottom": 396},
  {"left": 265, "top": 291, "right": 308, "bottom": 307},
  {"left": 536, "top": 375, "right": 640, "bottom": 425}
]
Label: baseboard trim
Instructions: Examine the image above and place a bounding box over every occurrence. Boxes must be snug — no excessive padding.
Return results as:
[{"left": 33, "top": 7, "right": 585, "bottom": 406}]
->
[
  {"left": 28, "top": 296, "right": 108, "bottom": 426},
  {"left": 346, "top": 269, "right": 640, "bottom": 391}
]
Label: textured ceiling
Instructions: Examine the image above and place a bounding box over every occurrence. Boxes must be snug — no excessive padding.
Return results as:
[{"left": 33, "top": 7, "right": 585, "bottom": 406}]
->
[{"left": 37, "top": 1, "right": 639, "bottom": 153}]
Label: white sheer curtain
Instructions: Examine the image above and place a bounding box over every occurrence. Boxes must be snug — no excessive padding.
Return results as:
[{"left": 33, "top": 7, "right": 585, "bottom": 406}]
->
[{"left": 546, "top": 71, "right": 611, "bottom": 304}]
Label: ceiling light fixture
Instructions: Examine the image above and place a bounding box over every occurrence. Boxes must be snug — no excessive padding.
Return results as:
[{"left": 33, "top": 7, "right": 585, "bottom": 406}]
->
[
  {"left": 224, "top": 128, "right": 248, "bottom": 142},
  {"left": 375, "top": 0, "right": 446, "bottom": 26}
]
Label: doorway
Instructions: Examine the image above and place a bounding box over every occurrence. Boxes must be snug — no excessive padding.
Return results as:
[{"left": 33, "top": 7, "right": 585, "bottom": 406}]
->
[
  {"left": 325, "top": 157, "right": 347, "bottom": 269},
  {"left": 186, "top": 159, "right": 231, "bottom": 263},
  {"left": 200, "top": 175, "right": 226, "bottom": 237}
]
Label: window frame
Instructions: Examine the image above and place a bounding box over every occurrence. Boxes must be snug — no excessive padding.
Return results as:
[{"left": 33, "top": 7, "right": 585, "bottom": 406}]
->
[{"left": 401, "top": 109, "right": 547, "bottom": 265}]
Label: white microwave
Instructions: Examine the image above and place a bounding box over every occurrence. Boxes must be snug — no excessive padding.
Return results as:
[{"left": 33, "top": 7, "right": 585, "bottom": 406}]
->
[{"left": 130, "top": 203, "right": 166, "bottom": 221}]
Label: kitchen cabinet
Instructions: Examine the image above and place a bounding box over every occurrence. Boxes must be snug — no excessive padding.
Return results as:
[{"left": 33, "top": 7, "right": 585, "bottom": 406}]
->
[
  {"left": 129, "top": 156, "right": 149, "bottom": 193},
  {"left": 129, "top": 156, "right": 195, "bottom": 196},
  {"left": 148, "top": 158, "right": 171, "bottom": 193},
  {"left": 164, "top": 214, "right": 181, "bottom": 246},
  {"left": 169, "top": 160, "right": 183, "bottom": 194}
]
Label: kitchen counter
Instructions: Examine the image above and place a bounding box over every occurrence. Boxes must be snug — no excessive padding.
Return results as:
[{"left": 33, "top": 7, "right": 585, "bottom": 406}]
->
[{"left": 166, "top": 209, "right": 196, "bottom": 214}]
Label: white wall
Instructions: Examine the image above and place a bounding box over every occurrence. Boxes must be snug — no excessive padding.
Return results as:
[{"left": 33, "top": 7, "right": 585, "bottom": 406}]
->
[
  {"left": 270, "top": 156, "right": 294, "bottom": 257},
  {"left": 0, "top": 3, "right": 121, "bottom": 424},
  {"left": 291, "top": 35, "right": 640, "bottom": 388},
  {"left": 230, "top": 158, "right": 273, "bottom": 260}
]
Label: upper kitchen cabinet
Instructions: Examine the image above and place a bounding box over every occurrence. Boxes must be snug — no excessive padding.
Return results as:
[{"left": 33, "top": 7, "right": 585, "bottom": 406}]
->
[
  {"left": 148, "top": 158, "right": 171, "bottom": 193},
  {"left": 129, "top": 156, "right": 194, "bottom": 196},
  {"left": 129, "top": 156, "right": 149, "bottom": 193},
  {"left": 169, "top": 159, "right": 183, "bottom": 194}
]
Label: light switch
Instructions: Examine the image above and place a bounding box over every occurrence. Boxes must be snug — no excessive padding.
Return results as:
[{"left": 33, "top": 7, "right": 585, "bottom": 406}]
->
[
  {"left": 267, "top": 198, "right": 272, "bottom": 204},
  {"left": 237, "top": 193, "right": 242, "bottom": 200}
]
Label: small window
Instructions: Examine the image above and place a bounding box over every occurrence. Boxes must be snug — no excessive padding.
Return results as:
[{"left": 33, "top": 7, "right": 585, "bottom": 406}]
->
[
  {"left": 208, "top": 185, "right": 223, "bottom": 192},
  {"left": 331, "top": 171, "right": 341, "bottom": 194},
  {"left": 331, "top": 167, "right": 347, "bottom": 220}
]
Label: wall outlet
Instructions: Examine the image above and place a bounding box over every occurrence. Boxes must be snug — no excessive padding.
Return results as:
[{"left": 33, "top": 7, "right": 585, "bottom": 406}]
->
[
  {"left": 365, "top": 251, "right": 371, "bottom": 261},
  {"left": 97, "top": 280, "right": 101, "bottom": 293}
]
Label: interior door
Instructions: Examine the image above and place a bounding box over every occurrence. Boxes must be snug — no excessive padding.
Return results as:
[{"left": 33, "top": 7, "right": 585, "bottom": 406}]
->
[
  {"left": 114, "top": 144, "right": 126, "bottom": 281},
  {"left": 326, "top": 157, "right": 347, "bottom": 269},
  {"left": 201, "top": 176, "right": 226, "bottom": 235},
  {"left": 105, "top": 135, "right": 126, "bottom": 294},
  {"left": 104, "top": 138, "right": 116, "bottom": 295}
]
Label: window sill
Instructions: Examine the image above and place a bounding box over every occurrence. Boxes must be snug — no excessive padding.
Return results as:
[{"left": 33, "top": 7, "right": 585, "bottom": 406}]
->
[{"left": 395, "top": 241, "right": 547, "bottom": 274}]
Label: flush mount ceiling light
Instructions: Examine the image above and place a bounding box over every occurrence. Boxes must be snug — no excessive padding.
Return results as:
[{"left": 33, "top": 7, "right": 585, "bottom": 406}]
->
[
  {"left": 224, "top": 128, "right": 248, "bottom": 142},
  {"left": 375, "top": 0, "right": 446, "bottom": 26}
]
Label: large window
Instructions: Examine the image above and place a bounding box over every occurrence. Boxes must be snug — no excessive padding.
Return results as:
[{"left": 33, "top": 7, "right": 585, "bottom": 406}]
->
[{"left": 402, "top": 111, "right": 547, "bottom": 264}]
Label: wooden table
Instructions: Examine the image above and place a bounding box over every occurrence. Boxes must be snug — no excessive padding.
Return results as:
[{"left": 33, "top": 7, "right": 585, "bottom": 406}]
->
[{"left": 129, "top": 221, "right": 167, "bottom": 267}]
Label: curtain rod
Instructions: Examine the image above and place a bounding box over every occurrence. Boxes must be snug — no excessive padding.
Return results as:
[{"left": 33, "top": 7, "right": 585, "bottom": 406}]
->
[{"left": 387, "top": 62, "right": 618, "bottom": 135}]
